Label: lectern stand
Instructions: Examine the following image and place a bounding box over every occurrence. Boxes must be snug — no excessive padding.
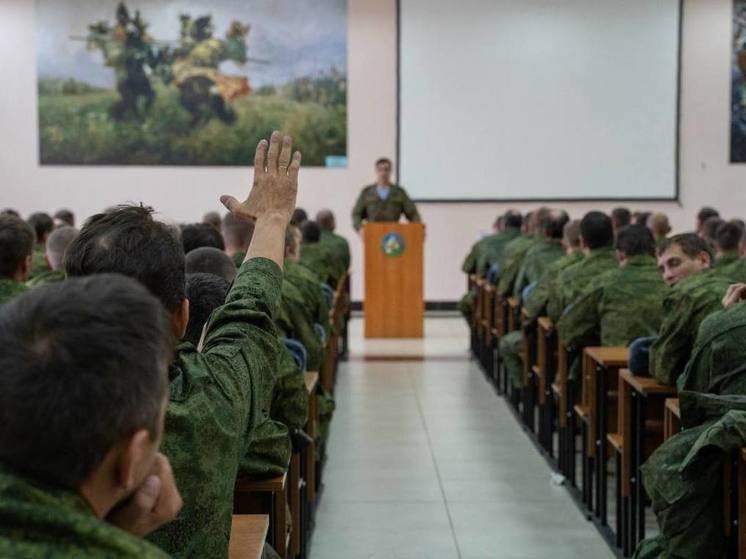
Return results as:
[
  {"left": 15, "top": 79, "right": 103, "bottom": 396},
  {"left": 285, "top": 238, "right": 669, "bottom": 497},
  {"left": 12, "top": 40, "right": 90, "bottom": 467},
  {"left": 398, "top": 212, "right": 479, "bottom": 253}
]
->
[{"left": 363, "top": 222, "right": 424, "bottom": 338}]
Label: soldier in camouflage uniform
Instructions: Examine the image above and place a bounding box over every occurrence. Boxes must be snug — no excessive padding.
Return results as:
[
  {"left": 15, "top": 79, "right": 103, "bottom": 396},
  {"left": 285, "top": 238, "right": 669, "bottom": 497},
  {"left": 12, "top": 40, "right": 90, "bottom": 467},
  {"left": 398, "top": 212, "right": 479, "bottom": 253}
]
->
[
  {"left": 317, "top": 210, "right": 351, "bottom": 271},
  {"left": 64, "top": 132, "right": 302, "bottom": 559},
  {"left": 221, "top": 212, "right": 254, "bottom": 268},
  {"left": 649, "top": 234, "right": 733, "bottom": 385},
  {"left": 299, "top": 221, "right": 345, "bottom": 288},
  {"left": 713, "top": 220, "right": 742, "bottom": 269},
  {"left": 25, "top": 225, "right": 77, "bottom": 289},
  {"left": 558, "top": 225, "right": 667, "bottom": 351},
  {"left": 498, "top": 210, "right": 569, "bottom": 386},
  {"left": 496, "top": 209, "right": 549, "bottom": 298},
  {"left": 0, "top": 275, "right": 180, "bottom": 558},
  {"left": 352, "top": 158, "right": 421, "bottom": 231},
  {"left": 0, "top": 214, "right": 34, "bottom": 305}
]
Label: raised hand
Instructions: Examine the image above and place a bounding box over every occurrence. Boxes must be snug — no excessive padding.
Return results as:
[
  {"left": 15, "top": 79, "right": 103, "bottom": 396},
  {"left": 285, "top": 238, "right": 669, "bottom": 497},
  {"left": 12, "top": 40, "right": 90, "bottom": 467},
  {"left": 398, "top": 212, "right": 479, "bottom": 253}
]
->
[
  {"left": 221, "top": 131, "right": 301, "bottom": 223},
  {"left": 722, "top": 283, "right": 746, "bottom": 308}
]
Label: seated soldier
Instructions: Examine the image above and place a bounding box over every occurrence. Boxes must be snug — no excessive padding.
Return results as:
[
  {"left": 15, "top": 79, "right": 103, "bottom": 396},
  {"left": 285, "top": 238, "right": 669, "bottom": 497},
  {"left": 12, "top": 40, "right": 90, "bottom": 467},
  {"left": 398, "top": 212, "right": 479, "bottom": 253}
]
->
[
  {"left": 649, "top": 233, "right": 733, "bottom": 385},
  {"left": 695, "top": 206, "right": 720, "bottom": 235},
  {"left": 202, "top": 211, "right": 222, "bottom": 231},
  {"left": 0, "top": 214, "right": 34, "bottom": 304},
  {"left": 646, "top": 212, "right": 671, "bottom": 248},
  {"left": 290, "top": 207, "right": 308, "bottom": 226},
  {"left": 185, "top": 246, "right": 237, "bottom": 282},
  {"left": 299, "top": 220, "right": 345, "bottom": 288},
  {"left": 546, "top": 211, "right": 618, "bottom": 324},
  {"left": 26, "top": 225, "right": 78, "bottom": 288},
  {"left": 558, "top": 224, "right": 667, "bottom": 351},
  {"left": 317, "top": 209, "right": 351, "bottom": 271},
  {"left": 222, "top": 212, "right": 255, "bottom": 267},
  {"left": 700, "top": 215, "right": 725, "bottom": 247},
  {"left": 611, "top": 206, "right": 631, "bottom": 238},
  {"left": 53, "top": 208, "right": 76, "bottom": 228},
  {"left": 26, "top": 212, "right": 54, "bottom": 280},
  {"left": 498, "top": 209, "right": 569, "bottom": 386},
  {"left": 64, "top": 131, "right": 300, "bottom": 559},
  {"left": 184, "top": 272, "right": 230, "bottom": 347},
  {"left": 713, "top": 220, "right": 742, "bottom": 268},
  {"left": 0, "top": 274, "right": 181, "bottom": 557},
  {"left": 633, "top": 211, "right": 652, "bottom": 227},
  {"left": 180, "top": 222, "right": 225, "bottom": 254},
  {"left": 497, "top": 208, "right": 549, "bottom": 297}
]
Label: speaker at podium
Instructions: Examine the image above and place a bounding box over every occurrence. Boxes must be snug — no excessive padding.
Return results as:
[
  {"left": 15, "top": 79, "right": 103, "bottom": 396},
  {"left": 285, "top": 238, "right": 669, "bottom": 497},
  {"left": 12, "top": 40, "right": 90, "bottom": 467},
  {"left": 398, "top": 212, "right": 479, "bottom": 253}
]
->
[{"left": 362, "top": 222, "right": 424, "bottom": 338}]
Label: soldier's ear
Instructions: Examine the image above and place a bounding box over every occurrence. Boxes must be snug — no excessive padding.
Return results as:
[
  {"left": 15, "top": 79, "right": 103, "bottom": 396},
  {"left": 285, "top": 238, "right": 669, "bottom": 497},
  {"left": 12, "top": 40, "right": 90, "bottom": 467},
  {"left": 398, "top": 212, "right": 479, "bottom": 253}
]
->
[{"left": 172, "top": 298, "right": 190, "bottom": 338}]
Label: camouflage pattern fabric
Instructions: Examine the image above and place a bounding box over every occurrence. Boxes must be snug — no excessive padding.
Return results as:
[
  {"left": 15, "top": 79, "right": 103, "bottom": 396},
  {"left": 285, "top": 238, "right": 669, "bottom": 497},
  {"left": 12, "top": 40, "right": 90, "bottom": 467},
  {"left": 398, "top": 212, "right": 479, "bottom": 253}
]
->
[
  {"left": 558, "top": 256, "right": 667, "bottom": 350},
  {"left": 319, "top": 230, "right": 351, "bottom": 271},
  {"left": 277, "top": 279, "right": 324, "bottom": 371},
  {"left": 148, "top": 258, "right": 281, "bottom": 559},
  {"left": 714, "top": 251, "right": 740, "bottom": 270},
  {"left": 0, "top": 279, "right": 28, "bottom": 306},
  {"left": 299, "top": 243, "right": 345, "bottom": 288},
  {"left": 283, "top": 260, "right": 331, "bottom": 338},
  {"left": 230, "top": 251, "right": 246, "bottom": 268},
  {"left": 0, "top": 466, "right": 169, "bottom": 558},
  {"left": 352, "top": 184, "right": 421, "bottom": 231},
  {"left": 498, "top": 330, "right": 524, "bottom": 386},
  {"left": 271, "top": 345, "right": 309, "bottom": 434},
  {"left": 523, "top": 251, "right": 583, "bottom": 320},
  {"left": 720, "top": 257, "right": 746, "bottom": 282},
  {"left": 512, "top": 238, "right": 564, "bottom": 300},
  {"left": 649, "top": 270, "right": 733, "bottom": 386},
  {"left": 477, "top": 228, "right": 521, "bottom": 278},
  {"left": 28, "top": 246, "right": 49, "bottom": 281},
  {"left": 496, "top": 236, "right": 538, "bottom": 296},
  {"left": 26, "top": 269, "right": 65, "bottom": 289}
]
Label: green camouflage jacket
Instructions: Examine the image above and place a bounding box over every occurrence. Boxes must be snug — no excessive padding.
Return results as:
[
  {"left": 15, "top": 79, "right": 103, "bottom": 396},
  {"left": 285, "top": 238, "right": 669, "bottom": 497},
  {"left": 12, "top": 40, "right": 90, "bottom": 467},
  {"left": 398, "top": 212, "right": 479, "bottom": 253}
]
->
[
  {"left": 546, "top": 246, "right": 618, "bottom": 324},
  {"left": 0, "top": 279, "right": 28, "bottom": 305},
  {"left": 523, "top": 251, "right": 583, "bottom": 321},
  {"left": 496, "top": 236, "right": 538, "bottom": 296},
  {"left": 479, "top": 228, "right": 521, "bottom": 276},
  {"left": 352, "top": 184, "right": 421, "bottom": 231},
  {"left": 299, "top": 243, "right": 345, "bottom": 288},
  {"left": 558, "top": 255, "right": 666, "bottom": 350},
  {"left": 28, "top": 246, "right": 49, "bottom": 281},
  {"left": 148, "top": 258, "right": 282, "bottom": 559},
  {"left": 720, "top": 257, "right": 746, "bottom": 282},
  {"left": 0, "top": 466, "right": 169, "bottom": 558},
  {"left": 283, "top": 261, "right": 331, "bottom": 338},
  {"left": 512, "top": 238, "right": 565, "bottom": 300},
  {"left": 319, "top": 230, "right": 351, "bottom": 271},
  {"left": 230, "top": 251, "right": 246, "bottom": 268},
  {"left": 271, "top": 345, "right": 309, "bottom": 433},
  {"left": 676, "top": 300, "right": 746, "bottom": 395},
  {"left": 714, "top": 251, "right": 740, "bottom": 270},
  {"left": 26, "top": 269, "right": 65, "bottom": 289},
  {"left": 649, "top": 269, "right": 733, "bottom": 386},
  {"left": 278, "top": 279, "right": 324, "bottom": 372}
]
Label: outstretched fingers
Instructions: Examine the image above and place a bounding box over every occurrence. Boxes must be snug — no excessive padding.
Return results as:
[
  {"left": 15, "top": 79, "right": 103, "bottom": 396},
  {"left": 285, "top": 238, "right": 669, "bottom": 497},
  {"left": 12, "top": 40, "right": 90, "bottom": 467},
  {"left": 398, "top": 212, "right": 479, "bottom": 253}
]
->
[
  {"left": 254, "top": 139, "right": 268, "bottom": 175},
  {"left": 288, "top": 151, "right": 302, "bottom": 181},
  {"left": 266, "top": 130, "right": 282, "bottom": 175},
  {"left": 278, "top": 135, "right": 293, "bottom": 174}
]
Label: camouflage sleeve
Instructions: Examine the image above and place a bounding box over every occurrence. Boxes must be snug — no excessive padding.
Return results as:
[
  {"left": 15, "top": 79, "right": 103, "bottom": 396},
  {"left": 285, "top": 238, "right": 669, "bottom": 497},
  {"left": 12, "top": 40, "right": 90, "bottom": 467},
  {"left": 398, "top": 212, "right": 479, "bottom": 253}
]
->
[
  {"left": 462, "top": 243, "right": 479, "bottom": 275},
  {"left": 497, "top": 256, "right": 522, "bottom": 297},
  {"left": 352, "top": 188, "right": 367, "bottom": 231},
  {"left": 557, "top": 284, "right": 603, "bottom": 351},
  {"left": 401, "top": 188, "right": 421, "bottom": 223},
  {"left": 524, "top": 274, "right": 551, "bottom": 320},
  {"left": 271, "top": 346, "right": 310, "bottom": 432},
  {"left": 649, "top": 292, "right": 696, "bottom": 386}
]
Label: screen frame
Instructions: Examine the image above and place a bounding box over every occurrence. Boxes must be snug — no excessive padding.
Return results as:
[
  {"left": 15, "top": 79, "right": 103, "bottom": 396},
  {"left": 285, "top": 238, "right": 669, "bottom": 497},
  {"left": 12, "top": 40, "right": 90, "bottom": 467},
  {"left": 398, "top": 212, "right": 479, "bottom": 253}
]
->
[{"left": 395, "top": 0, "right": 684, "bottom": 203}]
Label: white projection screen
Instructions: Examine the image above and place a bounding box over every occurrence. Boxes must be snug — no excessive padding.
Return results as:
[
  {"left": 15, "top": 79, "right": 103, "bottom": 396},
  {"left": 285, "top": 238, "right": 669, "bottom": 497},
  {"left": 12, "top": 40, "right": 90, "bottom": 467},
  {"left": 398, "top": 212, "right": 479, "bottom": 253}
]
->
[{"left": 398, "top": 0, "right": 681, "bottom": 201}]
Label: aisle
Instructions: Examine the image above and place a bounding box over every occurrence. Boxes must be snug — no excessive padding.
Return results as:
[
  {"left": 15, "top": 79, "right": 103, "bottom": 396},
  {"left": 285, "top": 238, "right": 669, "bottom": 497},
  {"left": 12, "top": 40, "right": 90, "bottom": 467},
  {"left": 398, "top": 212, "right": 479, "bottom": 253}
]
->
[{"left": 310, "top": 316, "right": 613, "bottom": 559}]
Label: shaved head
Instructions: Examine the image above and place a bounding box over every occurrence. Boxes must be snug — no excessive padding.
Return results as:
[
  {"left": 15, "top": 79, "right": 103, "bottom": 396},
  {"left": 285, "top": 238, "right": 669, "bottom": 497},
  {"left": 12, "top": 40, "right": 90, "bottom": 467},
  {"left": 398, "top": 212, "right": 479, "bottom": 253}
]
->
[{"left": 46, "top": 226, "right": 79, "bottom": 270}]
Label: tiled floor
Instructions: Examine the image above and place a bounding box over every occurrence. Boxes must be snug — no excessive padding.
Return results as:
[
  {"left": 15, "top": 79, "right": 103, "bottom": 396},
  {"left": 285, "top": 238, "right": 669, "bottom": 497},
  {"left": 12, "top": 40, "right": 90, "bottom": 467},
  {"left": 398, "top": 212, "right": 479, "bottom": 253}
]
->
[{"left": 310, "top": 316, "right": 614, "bottom": 559}]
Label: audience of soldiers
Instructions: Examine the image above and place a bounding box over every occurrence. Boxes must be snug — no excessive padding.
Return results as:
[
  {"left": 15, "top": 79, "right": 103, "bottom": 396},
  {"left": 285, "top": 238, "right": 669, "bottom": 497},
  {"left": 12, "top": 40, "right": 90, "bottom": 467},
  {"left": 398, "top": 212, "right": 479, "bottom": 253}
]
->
[{"left": 461, "top": 204, "right": 746, "bottom": 558}]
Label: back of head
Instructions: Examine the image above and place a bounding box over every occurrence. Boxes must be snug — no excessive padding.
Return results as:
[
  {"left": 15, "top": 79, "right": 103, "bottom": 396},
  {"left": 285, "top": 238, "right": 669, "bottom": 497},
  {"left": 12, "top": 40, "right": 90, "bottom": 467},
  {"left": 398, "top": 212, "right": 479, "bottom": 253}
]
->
[
  {"left": 221, "top": 212, "right": 254, "bottom": 252},
  {"left": 300, "top": 220, "right": 322, "bottom": 243},
  {"left": 522, "top": 211, "right": 535, "bottom": 235},
  {"left": 181, "top": 223, "right": 225, "bottom": 254},
  {"left": 65, "top": 205, "right": 186, "bottom": 312},
  {"left": 563, "top": 219, "right": 582, "bottom": 249},
  {"left": 53, "top": 209, "right": 75, "bottom": 228},
  {"left": 716, "top": 221, "right": 743, "bottom": 253},
  {"left": 542, "top": 210, "right": 570, "bottom": 240},
  {"left": 291, "top": 208, "right": 308, "bottom": 227},
  {"left": 0, "top": 274, "right": 172, "bottom": 489},
  {"left": 1, "top": 209, "right": 20, "bottom": 218},
  {"left": 647, "top": 212, "right": 671, "bottom": 237},
  {"left": 659, "top": 233, "right": 714, "bottom": 262},
  {"left": 184, "top": 273, "right": 230, "bottom": 346},
  {"left": 611, "top": 207, "right": 631, "bottom": 229},
  {"left": 580, "top": 211, "right": 614, "bottom": 250},
  {"left": 697, "top": 206, "right": 720, "bottom": 226},
  {"left": 634, "top": 211, "right": 652, "bottom": 227},
  {"left": 503, "top": 210, "right": 523, "bottom": 230},
  {"left": 27, "top": 212, "right": 54, "bottom": 244},
  {"left": 316, "top": 209, "right": 336, "bottom": 232},
  {"left": 46, "top": 226, "right": 79, "bottom": 271},
  {"left": 185, "top": 246, "right": 237, "bottom": 283},
  {"left": 202, "top": 211, "right": 222, "bottom": 231},
  {"left": 701, "top": 217, "right": 726, "bottom": 244},
  {"left": 0, "top": 215, "right": 35, "bottom": 279},
  {"left": 615, "top": 224, "right": 656, "bottom": 258}
]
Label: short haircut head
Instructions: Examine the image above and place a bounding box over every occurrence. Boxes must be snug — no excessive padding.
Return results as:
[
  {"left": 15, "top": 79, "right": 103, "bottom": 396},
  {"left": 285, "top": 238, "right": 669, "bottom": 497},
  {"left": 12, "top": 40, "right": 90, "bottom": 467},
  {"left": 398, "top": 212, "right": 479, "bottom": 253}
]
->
[
  {"left": 659, "top": 233, "right": 714, "bottom": 262},
  {"left": 46, "top": 226, "right": 79, "bottom": 270},
  {"left": 701, "top": 217, "right": 725, "bottom": 243},
  {"left": 65, "top": 205, "right": 186, "bottom": 312},
  {"left": 290, "top": 208, "right": 308, "bottom": 227},
  {"left": 542, "top": 210, "right": 570, "bottom": 240},
  {"left": 53, "top": 209, "right": 75, "bottom": 227},
  {"left": 615, "top": 224, "right": 656, "bottom": 258},
  {"left": 316, "top": 209, "right": 335, "bottom": 231},
  {"left": 375, "top": 157, "right": 392, "bottom": 168},
  {"left": 185, "top": 246, "right": 237, "bottom": 283},
  {"left": 0, "top": 274, "right": 172, "bottom": 489},
  {"left": 503, "top": 210, "right": 523, "bottom": 229},
  {"left": 285, "top": 225, "right": 300, "bottom": 256},
  {"left": 716, "top": 221, "right": 743, "bottom": 252},
  {"left": 611, "top": 207, "right": 631, "bottom": 228},
  {"left": 181, "top": 223, "right": 225, "bottom": 254},
  {"left": 1, "top": 209, "right": 20, "bottom": 218},
  {"left": 580, "top": 211, "right": 614, "bottom": 250},
  {"left": 0, "top": 215, "right": 35, "bottom": 279},
  {"left": 563, "top": 219, "right": 582, "bottom": 248},
  {"left": 221, "top": 212, "right": 255, "bottom": 250},
  {"left": 698, "top": 206, "right": 720, "bottom": 224},
  {"left": 634, "top": 212, "right": 652, "bottom": 227},
  {"left": 184, "top": 273, "right": 230, "bottom": 346},
  {"left": 300, "top": 220, "right": 321, "bottom": 243},
  {"left": 202, "top": 211, "right": 222, "bottom": 230},
  {"left": 27, "top": 212, "right": 54, "bottom": 243},
  {"left": 647, "top": 212, "right": 671, "bottom": 237}
]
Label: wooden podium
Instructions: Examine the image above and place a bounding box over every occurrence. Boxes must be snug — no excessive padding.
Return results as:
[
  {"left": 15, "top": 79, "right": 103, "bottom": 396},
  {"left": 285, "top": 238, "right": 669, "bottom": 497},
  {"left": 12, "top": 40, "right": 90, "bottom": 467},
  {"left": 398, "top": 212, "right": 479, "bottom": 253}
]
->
[{"left": 363, "top": 222, "right": 424, "bottom": 338}]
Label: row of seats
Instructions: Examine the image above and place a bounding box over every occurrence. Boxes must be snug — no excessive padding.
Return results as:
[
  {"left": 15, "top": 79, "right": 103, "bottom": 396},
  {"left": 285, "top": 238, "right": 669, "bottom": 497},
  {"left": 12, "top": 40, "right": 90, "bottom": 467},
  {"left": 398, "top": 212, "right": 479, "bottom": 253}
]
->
[{"left": 467, "top": 278, "right": 746, "bottom": 558}]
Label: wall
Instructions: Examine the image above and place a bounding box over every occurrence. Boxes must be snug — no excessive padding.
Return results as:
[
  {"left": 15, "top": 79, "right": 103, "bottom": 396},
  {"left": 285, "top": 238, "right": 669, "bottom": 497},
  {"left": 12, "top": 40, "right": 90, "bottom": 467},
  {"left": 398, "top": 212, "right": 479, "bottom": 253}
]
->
[{"left": 1, "top": 0, "right": 745, "bottom": 302}]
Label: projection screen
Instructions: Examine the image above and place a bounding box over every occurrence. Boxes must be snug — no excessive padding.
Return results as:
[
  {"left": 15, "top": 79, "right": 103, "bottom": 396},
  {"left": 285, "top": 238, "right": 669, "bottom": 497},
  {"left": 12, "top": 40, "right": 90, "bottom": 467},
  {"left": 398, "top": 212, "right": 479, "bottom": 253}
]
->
[{"left": 398, "top": 0, "right": 681, "bottom": 201}]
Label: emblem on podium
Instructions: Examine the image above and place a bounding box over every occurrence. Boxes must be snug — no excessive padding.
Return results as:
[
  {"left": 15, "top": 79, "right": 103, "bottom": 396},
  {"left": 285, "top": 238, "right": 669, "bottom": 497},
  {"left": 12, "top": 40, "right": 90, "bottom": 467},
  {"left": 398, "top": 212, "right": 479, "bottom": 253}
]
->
[{"left": 381, "top": 232, "right": 406, "bottom": 257}]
